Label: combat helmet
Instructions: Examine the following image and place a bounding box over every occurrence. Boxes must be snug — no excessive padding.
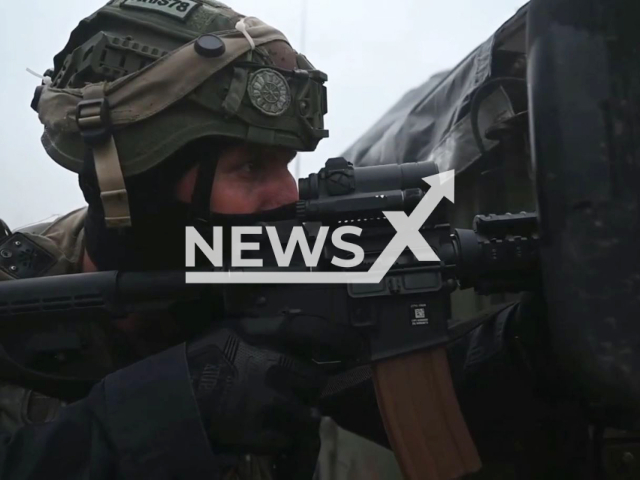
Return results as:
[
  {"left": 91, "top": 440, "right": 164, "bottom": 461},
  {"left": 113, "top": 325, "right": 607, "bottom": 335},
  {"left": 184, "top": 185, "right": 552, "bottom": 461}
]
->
[{"left": 32, "top": 0, "right": 329, "bottom": 230}]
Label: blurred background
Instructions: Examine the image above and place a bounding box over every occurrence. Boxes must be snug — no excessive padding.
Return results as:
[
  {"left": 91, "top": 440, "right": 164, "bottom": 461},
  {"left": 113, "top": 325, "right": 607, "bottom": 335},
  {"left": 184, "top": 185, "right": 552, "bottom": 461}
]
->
[{"left": 0, "top": 0, "right": 526, "bottom": 229}]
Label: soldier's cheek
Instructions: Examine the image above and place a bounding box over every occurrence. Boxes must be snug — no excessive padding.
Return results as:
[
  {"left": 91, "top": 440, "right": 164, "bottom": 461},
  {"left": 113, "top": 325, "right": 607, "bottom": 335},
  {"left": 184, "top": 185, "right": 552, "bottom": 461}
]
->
[{"left": 209, "top": 180, "right": 259, "bottom": 215}]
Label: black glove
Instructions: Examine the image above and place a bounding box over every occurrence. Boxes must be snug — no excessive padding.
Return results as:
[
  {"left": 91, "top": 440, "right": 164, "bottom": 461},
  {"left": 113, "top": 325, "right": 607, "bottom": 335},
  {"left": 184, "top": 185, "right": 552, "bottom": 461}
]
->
[{"left": 186, "top": 313, "right": 363, "bottom": 476}]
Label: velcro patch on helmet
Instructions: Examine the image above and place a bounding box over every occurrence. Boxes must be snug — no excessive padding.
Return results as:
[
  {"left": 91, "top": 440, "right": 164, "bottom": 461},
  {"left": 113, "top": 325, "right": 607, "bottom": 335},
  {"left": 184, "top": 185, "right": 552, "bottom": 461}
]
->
[
  {"left": 248, "top": 69, "right": 292, "bottom": 116},
  {"left": 120, "top": 0, "right": 200, "bottom": 21}
]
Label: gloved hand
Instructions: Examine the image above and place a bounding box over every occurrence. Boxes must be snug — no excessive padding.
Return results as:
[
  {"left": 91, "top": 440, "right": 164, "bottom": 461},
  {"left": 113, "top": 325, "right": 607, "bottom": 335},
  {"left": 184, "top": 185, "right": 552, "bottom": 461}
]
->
[{"left": 185, "top": 313, "right": 363, "bottom": 477}]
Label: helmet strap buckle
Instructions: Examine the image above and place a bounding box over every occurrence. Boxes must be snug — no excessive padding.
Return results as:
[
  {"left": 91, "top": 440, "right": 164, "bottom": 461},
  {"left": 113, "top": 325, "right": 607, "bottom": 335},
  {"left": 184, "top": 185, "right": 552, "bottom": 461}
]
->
[
  {"left": 76, "top": 97, "right": 113, "bottom": 146},
  {"left": 78, "top": 86, "right": 132, "bottom": 229}
]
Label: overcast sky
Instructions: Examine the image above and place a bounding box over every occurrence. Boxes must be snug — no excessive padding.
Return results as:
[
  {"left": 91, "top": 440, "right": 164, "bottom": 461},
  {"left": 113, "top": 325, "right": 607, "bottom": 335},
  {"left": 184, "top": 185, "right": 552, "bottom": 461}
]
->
[{"left": 0, "top": 0, "right": 526, "bottom": 229}]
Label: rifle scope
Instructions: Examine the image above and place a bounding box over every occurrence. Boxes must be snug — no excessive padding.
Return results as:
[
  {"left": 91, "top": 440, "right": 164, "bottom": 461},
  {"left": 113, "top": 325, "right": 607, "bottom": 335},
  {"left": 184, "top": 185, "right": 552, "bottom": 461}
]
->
[
  {"left": 297, "top": 158, "right": 439, "bottom": 222},
  {"left": 298, "top": 157, "right": 438, "bottom": 199}
]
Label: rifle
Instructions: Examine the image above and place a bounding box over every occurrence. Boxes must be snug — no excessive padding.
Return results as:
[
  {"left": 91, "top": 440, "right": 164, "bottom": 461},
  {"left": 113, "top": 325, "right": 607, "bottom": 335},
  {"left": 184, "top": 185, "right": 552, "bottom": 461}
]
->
[{"left": 0, "top": 157, "right": 540, "bottom": 480}]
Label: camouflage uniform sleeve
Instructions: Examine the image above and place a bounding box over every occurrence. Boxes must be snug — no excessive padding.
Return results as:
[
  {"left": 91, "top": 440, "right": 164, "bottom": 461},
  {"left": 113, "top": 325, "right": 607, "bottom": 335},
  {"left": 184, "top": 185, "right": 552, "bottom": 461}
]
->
[{"left": 0, "top": 343, "right": 227, "bottom": 480}]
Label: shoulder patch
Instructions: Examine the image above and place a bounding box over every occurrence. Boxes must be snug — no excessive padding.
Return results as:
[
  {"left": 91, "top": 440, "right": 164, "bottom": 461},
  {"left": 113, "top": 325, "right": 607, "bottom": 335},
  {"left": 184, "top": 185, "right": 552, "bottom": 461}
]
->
[
  {"left": 120, "top": 0, "right": 200, "bottom": 21},
  {"left": 0, "top": 233, "right": 56, "bottom": 279}
]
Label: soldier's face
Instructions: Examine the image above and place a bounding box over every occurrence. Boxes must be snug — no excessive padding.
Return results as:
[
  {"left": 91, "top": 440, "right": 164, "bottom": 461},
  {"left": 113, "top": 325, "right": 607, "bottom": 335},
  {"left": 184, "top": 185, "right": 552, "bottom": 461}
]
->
[{"left": 174, "top": 144, "right": 299, "bottom": 213}]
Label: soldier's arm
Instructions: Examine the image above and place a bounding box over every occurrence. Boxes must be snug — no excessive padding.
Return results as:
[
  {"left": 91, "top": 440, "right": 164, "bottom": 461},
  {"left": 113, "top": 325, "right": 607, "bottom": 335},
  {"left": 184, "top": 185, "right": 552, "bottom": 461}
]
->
[{"left": 0, "top": 344, "right": 224, "bottom": 480}]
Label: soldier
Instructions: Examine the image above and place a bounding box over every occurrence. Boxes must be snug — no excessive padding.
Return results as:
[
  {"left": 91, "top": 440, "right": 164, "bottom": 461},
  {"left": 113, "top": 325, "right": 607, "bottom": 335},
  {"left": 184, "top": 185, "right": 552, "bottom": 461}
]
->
[
  {"left": 0, "top": 2, "right": 606, "bottom": 480},
  {"left": 0, "top": 1, "right": 403, "bottom": 478}
]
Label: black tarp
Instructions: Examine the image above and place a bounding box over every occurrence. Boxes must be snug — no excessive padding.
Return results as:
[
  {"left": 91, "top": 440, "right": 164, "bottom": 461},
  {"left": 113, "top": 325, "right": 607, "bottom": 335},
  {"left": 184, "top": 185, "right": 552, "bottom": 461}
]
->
[
  {"left": 339, "top": 4, "right": 534, "bottom": 324},
  {"left": 342, "top": 4, "right": 529, "bottom": 175}
]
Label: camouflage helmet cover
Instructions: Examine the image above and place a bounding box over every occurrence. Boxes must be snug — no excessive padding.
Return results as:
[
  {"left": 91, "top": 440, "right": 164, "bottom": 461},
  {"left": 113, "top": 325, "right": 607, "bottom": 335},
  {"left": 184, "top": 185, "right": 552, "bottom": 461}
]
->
[{"left": 36, "top": 0, "right": 329, "bottom": 179}]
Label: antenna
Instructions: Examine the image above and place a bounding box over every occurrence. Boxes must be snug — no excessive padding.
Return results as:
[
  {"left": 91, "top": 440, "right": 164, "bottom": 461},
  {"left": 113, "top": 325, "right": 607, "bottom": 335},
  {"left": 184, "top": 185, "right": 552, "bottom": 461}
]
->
[{"left": 294, "top": 0, "right": 309, "bottom": 181}]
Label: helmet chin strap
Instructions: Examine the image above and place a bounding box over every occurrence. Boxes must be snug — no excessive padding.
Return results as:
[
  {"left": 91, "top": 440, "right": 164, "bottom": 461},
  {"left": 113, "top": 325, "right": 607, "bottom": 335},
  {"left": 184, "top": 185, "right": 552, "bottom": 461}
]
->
[
  {"left": 206, "top": 202, "right": 298, "bottom": 226},
  {"left": 82, "top": 156, "right": 216, "bottom": 272},
  {"left": 185, "top": 152, "right": 298, "bottom": 230},
  {"left": 84, "top": 197, "right": 299, "bottom": 272},
  {"left": 188, "top": 155, "right": 218, "bottom": 230},
  {"left": 84, "top": 150, "right": 298, "bottom": 272},
  {"left": 84, "top": 192, "right": 203, "bottom": 272}
]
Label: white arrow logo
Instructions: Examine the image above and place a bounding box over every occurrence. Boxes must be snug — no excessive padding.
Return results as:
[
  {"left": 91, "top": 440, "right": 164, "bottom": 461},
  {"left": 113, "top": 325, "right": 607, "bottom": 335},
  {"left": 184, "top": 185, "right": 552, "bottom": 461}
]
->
[
  {"left": 186, "top": 170, "right": 455, "bottom": 284},
  {"left": 369, "top": 170, "right": 455, "bottom": 279}
]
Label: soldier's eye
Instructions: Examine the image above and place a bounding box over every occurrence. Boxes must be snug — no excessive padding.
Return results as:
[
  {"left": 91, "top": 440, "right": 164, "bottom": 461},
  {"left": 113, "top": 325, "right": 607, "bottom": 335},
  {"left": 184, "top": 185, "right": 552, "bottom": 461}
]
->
[
  {"left": 238, "top": 157, "right": 268, "bottom": 177},
  {"left": 240, "top": 160, "right": 259, "bottom": 173}
]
